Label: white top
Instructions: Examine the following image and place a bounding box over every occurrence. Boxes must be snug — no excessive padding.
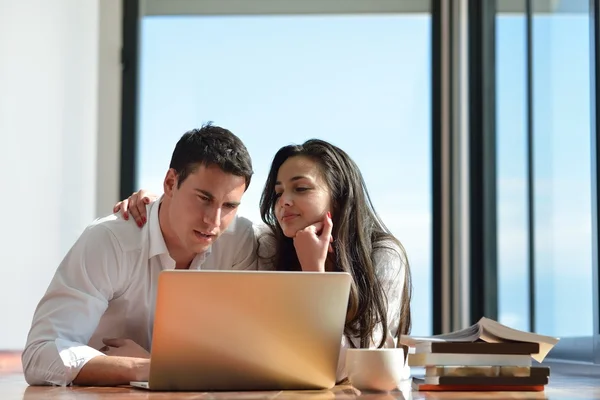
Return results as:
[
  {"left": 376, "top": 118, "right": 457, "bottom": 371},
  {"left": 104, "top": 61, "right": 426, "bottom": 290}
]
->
[
  {"left": 22, "top": 200, "right": 257, "bottom": 386},
  {"left": 256, "top": 227, "right": 412, "bottom": 382}
]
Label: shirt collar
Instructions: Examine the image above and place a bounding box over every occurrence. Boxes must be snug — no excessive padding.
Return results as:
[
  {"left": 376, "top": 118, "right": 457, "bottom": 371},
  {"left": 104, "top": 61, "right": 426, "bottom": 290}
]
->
[{"left": 148, "top": 198, "right": 168, "bottom": 259}]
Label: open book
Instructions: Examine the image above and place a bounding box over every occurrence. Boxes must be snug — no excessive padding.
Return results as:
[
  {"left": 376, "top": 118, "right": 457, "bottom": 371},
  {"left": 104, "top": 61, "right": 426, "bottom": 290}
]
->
[{"left": 399, "top": 317, "right": 559, "bottom": 363}]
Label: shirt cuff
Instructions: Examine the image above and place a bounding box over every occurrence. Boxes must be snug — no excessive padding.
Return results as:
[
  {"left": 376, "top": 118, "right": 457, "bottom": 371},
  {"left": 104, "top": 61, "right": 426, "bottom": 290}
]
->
[{"left": 55, "top": 338, "right": 106, "bottom": 385}]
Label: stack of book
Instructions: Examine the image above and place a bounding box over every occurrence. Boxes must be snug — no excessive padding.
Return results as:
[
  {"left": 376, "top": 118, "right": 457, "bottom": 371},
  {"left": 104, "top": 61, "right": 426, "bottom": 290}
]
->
[{"left": 400, "top": 317, "right": 559, "bottom": 392}]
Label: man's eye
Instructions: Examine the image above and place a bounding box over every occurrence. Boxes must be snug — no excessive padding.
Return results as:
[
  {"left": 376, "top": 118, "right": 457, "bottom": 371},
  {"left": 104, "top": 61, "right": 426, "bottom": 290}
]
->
[{"left": 199, "top": 196, "right": 210, "bottom": 202}]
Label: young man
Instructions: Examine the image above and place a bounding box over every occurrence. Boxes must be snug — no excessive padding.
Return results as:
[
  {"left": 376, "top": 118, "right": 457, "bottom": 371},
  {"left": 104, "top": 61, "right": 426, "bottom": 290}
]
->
[{"left": 22, "top": 125, "right": 257, "bottom": 386}]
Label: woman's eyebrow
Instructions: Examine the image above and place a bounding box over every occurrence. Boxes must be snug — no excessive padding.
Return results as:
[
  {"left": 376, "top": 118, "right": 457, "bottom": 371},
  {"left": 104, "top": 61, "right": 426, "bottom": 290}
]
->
[{"left": 275, "top": 175, "right": 310, "bottom": 185}]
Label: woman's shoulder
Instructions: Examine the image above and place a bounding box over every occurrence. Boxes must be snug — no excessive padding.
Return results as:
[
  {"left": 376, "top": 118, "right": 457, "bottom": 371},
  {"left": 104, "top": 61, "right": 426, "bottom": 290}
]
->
[
  {"left": 371, "top": 238, "right": 408, "bottom": 275},
  {"left": 372, "top": 238, "right": 407, "bottom": 261}
]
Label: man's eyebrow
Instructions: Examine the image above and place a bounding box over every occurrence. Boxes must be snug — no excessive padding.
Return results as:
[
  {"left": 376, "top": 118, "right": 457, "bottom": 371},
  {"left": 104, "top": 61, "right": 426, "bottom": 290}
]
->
[
  {"left": 275, "top": 176, "right": 310, "bottom": 185},
  {"left": 194, "top": 189, "right": 214, "bottom": 199},
  {"left": 195, "top": 189, "right": 240, "bottom": 206}
]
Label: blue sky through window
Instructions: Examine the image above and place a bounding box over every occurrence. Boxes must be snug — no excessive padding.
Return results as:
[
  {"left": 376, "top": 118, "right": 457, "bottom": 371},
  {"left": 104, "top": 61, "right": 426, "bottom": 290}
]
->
[
  {"left": 138, "top": 9, "right": 594, "bottom": 338},
  {"left": 138, "top": 14, "right": 432, "bottom": 335},
  {"left": 497, "top": 10, "right": 592, "bottom": 336}
]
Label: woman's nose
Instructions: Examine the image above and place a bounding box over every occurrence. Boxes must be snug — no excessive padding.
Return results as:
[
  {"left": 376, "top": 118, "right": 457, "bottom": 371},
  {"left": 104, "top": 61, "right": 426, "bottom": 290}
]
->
[{"left": 278, "top": 193, "right": 293, "bottom": 207}]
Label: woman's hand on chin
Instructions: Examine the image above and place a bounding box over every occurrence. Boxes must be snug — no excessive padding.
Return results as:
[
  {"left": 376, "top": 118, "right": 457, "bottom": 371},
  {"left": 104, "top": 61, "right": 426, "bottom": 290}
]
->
[{"left": 293, "top": 212, "right": 333, "bottom": 272}]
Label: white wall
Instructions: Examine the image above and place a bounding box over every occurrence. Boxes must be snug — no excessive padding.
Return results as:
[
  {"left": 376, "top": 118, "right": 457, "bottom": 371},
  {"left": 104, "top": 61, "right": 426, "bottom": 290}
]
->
[
  {"left": 0, "top": 0, "right": 121, "bottom": 350},
  {"left": 97, "top": 0, "right": 123, "bottom": 218}
]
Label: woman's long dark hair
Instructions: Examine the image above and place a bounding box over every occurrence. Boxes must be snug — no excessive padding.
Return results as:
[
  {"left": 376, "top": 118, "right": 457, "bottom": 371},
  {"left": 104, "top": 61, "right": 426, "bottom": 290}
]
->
[{"left": 259, "top": 139, "right": 412, "bottom": 347}]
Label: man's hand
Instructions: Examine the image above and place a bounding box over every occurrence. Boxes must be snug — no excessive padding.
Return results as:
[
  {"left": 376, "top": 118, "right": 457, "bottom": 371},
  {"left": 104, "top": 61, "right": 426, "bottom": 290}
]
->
[{"left": 100, "top": 338, "right": 150, "bottom": 359}]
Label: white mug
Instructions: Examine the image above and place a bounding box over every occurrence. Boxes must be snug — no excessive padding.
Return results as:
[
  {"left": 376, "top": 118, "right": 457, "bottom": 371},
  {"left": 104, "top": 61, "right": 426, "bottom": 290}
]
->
[{"left": 345, "top": 348, "right": 407, "bottom": 392}]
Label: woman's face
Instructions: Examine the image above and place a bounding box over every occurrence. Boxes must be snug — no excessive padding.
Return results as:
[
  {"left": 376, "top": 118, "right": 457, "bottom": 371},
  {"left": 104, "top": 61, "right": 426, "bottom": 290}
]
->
[{"left": 274, "top": 156, "right": 332, "bottom": 238}]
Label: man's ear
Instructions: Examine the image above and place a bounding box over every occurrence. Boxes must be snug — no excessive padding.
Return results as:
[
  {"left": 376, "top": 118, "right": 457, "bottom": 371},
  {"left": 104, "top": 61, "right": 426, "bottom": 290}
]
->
[{"left": 163, "top": 168, "right": 178, "bottom": 197}]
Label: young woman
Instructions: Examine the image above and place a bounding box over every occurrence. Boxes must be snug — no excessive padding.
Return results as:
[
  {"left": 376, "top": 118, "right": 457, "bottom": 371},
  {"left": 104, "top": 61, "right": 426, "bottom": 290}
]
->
[{"left": 115, "top": 139, "right": 412, "bottom": 381}]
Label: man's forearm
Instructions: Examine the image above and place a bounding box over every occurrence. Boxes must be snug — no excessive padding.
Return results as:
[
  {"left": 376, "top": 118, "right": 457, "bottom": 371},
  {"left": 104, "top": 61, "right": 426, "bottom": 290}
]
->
[{"left": 73, "top": 356, "right": 150, "bottom": 386}]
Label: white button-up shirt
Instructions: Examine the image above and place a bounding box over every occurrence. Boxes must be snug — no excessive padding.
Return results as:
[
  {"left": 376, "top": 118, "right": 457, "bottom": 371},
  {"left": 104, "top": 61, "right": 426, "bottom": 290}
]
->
[{"left": 22, "top": 200, "right": 257, "bottom": 386}]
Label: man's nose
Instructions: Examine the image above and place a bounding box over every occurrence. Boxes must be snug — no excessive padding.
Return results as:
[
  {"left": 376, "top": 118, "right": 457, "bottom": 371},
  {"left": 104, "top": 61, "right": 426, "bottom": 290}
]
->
[{"left": 203, "top": 206, "right": 221, "bottom": 227}]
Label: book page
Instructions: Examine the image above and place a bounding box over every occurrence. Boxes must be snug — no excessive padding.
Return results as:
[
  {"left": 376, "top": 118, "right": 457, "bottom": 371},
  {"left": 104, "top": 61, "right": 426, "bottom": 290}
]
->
[
  {"left": 479, "top": 317, "right": 560, "bottom": 362},
  {"left": 400, "top": 317, "right": 559, "bottom": 362},
  {"left": 399, "top": 324, "right": 482, "bottom": 346}
]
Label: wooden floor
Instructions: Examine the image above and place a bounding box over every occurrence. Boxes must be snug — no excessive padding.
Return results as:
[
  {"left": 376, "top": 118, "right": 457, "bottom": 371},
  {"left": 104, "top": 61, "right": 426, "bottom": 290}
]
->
[{"left": 3, "top": 352, "right": 600, "bottom": 399}]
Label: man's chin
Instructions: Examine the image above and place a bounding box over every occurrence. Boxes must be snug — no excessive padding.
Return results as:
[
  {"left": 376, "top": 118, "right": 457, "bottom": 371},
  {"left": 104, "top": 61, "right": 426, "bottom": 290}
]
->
[
  {"left": 188, "top": 245, "right": 208, "bottom": 256},
  {"left": 190, "top": 239, "right": 214, "bottom": 253}
]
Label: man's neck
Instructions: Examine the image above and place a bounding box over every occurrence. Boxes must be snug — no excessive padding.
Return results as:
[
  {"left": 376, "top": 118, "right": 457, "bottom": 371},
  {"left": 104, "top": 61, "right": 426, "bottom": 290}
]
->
[{"left": 157, "top": 201, "right": 195, "bottom": 269}]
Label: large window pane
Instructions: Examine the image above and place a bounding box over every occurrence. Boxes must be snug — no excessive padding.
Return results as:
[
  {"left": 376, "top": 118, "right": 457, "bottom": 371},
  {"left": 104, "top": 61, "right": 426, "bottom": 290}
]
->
[
  {"left": 496, "top": 0, "right": 592, "bottom": 337},
  {"left": 532, "top": 0, "right": 592, "bottom": 337},
  {"left": 137, "top": 14, "right": 433, "bottom": 335},
  {"left": 496, "top": 6, "right": 530, "bottom": 332}
]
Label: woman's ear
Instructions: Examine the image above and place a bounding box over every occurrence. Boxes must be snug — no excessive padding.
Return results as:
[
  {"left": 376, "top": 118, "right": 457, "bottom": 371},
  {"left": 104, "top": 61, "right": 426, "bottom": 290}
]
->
[{"left": 331, "top": 201, "right": 339, "bottom": 217}]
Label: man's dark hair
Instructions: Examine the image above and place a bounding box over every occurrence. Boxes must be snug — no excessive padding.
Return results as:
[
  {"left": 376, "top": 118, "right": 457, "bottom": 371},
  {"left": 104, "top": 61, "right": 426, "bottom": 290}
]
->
[{"left": 169, "top": 123, "right": 253, "bottom": 189}]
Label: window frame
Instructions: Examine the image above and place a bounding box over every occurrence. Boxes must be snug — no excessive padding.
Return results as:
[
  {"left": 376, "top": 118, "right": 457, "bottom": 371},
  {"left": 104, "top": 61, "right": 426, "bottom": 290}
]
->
[{"left": 590, "top": 0, "right": 600, "bottom": 364}]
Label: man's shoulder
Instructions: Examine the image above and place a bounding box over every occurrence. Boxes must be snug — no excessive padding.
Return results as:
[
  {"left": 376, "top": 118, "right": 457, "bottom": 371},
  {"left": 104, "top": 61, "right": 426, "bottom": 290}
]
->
[
  {"left": 222, "top": 214, "right": 255, "bottom": 237},
  {"left": 203, "top": 215, "right": 258, "bottom": 269},
  {"left": 253, "top": 223, "right": 277, "bottom": 270},
  {"left": 84, "top": 213, "right": 146, "bottom": 252}
]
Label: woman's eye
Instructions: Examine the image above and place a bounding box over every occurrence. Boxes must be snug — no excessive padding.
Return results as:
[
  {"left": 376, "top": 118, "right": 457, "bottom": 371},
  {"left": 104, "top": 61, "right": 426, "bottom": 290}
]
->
[
  {"left": 296, "top": 187, "right": 309, "bottom": 192},
  {"left": 274, "top": 192, "right": 282, "bottom": 199}
]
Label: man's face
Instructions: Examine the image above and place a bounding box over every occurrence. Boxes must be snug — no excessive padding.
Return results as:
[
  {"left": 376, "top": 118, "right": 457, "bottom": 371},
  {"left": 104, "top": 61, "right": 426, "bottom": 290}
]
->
[{"left": 163, "top": 163, "right": 246, "bottom": 255}]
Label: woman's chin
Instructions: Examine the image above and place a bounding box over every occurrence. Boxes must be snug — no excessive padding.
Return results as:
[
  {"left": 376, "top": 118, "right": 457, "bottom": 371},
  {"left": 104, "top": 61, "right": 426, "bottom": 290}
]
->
[
  {"left": 283, "top": 229, "right": 296, "bottom": 238},
  {"left": 280, "top": 224, "right": 299, "bottom": 238}
]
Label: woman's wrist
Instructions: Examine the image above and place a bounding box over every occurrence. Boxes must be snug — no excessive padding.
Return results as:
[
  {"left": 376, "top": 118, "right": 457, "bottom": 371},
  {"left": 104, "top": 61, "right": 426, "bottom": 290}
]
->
[{"left": 300, "top": 259, "right": 326, "bottom": 272}]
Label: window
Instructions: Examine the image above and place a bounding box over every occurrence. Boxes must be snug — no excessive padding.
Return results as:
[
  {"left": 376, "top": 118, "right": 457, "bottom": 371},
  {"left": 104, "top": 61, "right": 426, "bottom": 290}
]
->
[
  {"left": 496, "top": 0, "right": 593, "bottom": 337},
  {"left": 496, "top": 5, "right": 529, "bottom": 333},
  {"left": 135, "top": 2, "right": 433, "bottom": 334},
  {"left": 531, "top": 0, "right": 592, "bottom": 337}
]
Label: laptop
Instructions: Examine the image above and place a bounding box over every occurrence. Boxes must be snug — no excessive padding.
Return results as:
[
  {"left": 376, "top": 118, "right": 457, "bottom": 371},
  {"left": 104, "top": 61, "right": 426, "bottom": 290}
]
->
[{"left": 130, "top": 270, "right": 352, "bottom": 391}]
